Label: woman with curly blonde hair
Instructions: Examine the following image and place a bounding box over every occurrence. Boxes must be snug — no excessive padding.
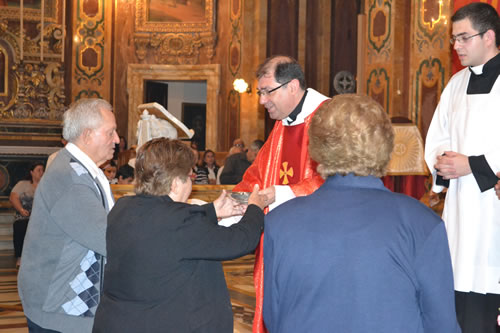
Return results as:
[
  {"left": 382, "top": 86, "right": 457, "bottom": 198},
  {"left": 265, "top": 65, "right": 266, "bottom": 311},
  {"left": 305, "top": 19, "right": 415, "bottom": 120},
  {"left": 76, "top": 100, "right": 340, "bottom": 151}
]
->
[{"left": 263, "top": 94, "right": 460, "bottom": 333}]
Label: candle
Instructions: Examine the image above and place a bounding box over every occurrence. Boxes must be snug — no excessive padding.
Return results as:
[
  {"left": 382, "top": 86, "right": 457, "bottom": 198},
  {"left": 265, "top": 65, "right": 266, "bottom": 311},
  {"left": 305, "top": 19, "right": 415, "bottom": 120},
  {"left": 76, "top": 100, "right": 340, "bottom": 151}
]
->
[
  {"left": 41, "top": 0, "right": 44, "bottom": 62},
  {"left": 61, "top": 0, "right": 65, "bottom": 61},
  {"left": 20, "top": 0, "right": 23, "bottom": 60}
]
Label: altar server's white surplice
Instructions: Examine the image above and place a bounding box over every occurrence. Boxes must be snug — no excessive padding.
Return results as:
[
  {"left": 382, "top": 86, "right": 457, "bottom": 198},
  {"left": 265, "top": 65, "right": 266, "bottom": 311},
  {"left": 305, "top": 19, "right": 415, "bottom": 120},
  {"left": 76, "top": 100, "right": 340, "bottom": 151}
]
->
[{"left": 425, "top": 58, "right": 500, "bottom": 295}]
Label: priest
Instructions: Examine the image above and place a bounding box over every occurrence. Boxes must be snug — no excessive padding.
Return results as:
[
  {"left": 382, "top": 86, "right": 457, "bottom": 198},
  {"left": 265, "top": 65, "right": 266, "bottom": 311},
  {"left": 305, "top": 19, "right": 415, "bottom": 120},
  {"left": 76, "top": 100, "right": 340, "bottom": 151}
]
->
[{"left": 233, "top": 55, "right": 329, "bottom": 333}]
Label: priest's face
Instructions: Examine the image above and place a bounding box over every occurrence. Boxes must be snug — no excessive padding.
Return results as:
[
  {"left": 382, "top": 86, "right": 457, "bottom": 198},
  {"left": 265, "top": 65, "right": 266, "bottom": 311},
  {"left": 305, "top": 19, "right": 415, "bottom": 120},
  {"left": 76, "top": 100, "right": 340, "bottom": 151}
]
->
[
  {"left": 257, "top": 74, "right": 296, "bottom": 120},
  {"left": 452, "top": 18, "right": 489, "bottom": 67}
]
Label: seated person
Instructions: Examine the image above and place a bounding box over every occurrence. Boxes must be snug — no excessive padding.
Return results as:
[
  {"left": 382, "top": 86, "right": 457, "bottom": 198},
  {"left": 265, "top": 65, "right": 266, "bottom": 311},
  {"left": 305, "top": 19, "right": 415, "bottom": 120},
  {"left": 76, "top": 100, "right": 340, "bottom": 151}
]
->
[
  {"left": 190, "top": 143, "right": 209, "bottom": 184},
  {"left": 116, "top": 164, "right": 134, "bottom": 184},
  {"left": 202, "top": 149, "right": 220, "bottom": 185},
  {"left": 233, "top": 138, "right": 245, "bottom": 150},
  {"left": 263, "top": 94, "right": 460, "bottom": 333},
  {"left": 220, "top": 139, "right": 264, "bottom": 184},
  {"left": 217, "top": 145, "right": 244, "bottom": 184},
  {"left": 93, "top": 138, "right": 268, "bottom": 333},
  {"left": 100, "top": 160, "right": 117, "bottom": 184}
]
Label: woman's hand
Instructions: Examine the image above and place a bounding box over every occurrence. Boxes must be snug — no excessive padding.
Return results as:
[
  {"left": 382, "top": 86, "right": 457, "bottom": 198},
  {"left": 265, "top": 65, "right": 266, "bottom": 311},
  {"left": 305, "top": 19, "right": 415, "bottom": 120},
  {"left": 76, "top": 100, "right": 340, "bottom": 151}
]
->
[
  {"left": 9, "top": 192, "right": 29, "bottom": 217},
  {"left": 19, "top": 208, "right": 30, "bottom": 217},
  {"left": 213, "top": 190, "right": 245, "bottom": 218}
]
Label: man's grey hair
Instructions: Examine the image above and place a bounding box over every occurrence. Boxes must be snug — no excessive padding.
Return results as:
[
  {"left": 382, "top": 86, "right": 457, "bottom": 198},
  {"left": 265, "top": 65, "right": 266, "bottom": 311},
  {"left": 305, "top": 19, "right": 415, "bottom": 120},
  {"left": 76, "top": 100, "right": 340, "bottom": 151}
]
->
[
  {"left": 249, "top": 139, "right": 264, "bottom": 152},
  {"left": 63, "top": 98, "right": 113, "bottom": 143}
]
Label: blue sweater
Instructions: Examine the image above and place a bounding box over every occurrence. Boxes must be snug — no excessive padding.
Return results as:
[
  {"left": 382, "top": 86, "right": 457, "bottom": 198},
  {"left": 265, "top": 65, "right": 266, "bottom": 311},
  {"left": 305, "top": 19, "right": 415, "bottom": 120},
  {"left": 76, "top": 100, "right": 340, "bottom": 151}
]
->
[{"left": 263, "top": 174, "right": 461, "bottom": 333}]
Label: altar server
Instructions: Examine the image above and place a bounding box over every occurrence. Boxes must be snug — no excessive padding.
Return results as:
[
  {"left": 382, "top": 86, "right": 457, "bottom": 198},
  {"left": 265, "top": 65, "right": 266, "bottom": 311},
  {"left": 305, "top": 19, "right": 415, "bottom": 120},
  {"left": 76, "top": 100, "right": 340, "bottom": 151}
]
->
[{"left": 425, "top": 3, "right": 500, "bottom": 332}]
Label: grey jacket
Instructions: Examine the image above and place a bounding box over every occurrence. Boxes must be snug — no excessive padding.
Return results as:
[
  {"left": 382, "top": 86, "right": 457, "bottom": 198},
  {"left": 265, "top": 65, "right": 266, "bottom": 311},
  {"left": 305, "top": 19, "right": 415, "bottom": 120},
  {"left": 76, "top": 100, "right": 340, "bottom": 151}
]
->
[{"left": 18, "top": 148, "right": 110, "bottom": 333}]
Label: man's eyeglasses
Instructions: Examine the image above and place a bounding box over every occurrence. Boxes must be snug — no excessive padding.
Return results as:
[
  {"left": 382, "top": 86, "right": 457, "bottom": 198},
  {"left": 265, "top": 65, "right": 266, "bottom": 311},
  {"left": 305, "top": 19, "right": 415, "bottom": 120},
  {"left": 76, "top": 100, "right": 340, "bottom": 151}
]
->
[
  {"left": 450, "top": 31, "right": 486, "bottom": 45},
  {"left": 257, "top": 80, "right": 291, "bottom": 97}
]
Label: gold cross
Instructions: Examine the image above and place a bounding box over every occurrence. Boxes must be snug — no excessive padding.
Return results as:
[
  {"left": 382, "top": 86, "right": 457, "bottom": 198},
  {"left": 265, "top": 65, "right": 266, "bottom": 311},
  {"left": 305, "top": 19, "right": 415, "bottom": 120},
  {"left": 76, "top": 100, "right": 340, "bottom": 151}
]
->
[{"left": 280, "top": 161, "right": 294, "bottom": 185}]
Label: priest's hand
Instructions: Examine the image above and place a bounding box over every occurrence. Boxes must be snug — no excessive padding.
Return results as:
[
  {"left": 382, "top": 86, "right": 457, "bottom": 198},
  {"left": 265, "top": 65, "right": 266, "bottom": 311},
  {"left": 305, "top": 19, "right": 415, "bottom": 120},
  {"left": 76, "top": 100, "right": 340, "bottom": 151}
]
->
[
  {"left": 435, "top": 151, "right": 471, "bottom": 179},
  {"left": 213, "top": 190, "right": 245, "bottom": 218},
  {"left": 258, "top": 186, "right": 276, "bottom": 207},
  {"left": 248, "top": 184, "right": 268, "bottom": 210},
  {"left": 495, "top": 172, "right": 500, "bottom": 200}
]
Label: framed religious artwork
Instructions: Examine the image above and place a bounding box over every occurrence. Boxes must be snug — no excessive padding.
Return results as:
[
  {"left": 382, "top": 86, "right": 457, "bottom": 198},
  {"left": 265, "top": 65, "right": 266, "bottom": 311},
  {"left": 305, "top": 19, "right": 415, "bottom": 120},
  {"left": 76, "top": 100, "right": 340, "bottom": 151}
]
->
[{"left": 135, "top": 0, "right": 216, "bottom": 33}]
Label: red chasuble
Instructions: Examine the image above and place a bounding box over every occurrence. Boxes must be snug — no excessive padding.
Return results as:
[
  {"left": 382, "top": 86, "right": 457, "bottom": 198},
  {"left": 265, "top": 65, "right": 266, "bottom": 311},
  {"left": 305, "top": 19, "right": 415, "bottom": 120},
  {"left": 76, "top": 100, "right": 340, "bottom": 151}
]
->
[{"left": 234, "top": 100, "right": 326, "bottom": 333}]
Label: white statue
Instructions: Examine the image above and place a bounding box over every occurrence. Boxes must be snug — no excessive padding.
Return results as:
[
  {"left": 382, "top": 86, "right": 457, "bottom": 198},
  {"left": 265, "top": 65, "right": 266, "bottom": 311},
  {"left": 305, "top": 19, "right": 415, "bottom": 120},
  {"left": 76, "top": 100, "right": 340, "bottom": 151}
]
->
[{"left": 136, "top": 102, "right": 194, "bottom": 149}]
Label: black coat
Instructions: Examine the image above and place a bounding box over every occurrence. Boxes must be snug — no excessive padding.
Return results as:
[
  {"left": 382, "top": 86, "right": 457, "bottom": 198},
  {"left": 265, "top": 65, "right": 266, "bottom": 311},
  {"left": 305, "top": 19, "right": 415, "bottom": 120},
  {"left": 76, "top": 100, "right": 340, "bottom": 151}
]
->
[
  {"left": 219, "top": 152, "right": 251, "bottom": 185},
  {"left": 93, "top": 194, "right": 264, "bottom": 333}
]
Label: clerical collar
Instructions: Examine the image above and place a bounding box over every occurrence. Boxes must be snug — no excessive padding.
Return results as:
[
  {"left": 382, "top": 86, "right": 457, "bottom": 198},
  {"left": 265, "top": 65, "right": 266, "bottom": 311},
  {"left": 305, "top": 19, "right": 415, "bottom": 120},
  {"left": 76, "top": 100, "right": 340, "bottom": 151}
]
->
[
  {"left": 467, "top": 52, "right": 500, "bottom": 95},
  {"left": 286, "top": 90, "right": 308, "bottom": 125}
]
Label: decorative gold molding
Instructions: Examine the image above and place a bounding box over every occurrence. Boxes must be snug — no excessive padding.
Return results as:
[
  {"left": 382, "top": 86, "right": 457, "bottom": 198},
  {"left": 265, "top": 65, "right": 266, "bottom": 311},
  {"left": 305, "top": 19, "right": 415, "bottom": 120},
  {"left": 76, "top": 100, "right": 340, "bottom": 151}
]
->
[
  {"left": 134, "top": 31, "right": 216, "bottom": 65},
  {"left": 0, "top": 46, "right": 8, "bottom": 97},
  {"left": 133, "top": 0, "right": 216, "bottom": 64},
  {"left": 134, "top": 31, "right": 215, "bottom": 64}
]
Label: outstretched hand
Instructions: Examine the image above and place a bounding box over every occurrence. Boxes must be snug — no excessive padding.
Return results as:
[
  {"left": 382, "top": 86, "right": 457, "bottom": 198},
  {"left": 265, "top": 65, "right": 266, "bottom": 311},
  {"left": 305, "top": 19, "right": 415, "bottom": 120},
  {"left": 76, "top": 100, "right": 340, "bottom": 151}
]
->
[
  {"left": 257, "top": 185, "right": 276, "bottom": 207},
  {"left": 213, "top": 190, "right": 245, "bottom": 219},
  {"left": 248, "top": 184, "right": 269, "bottom": 210}
]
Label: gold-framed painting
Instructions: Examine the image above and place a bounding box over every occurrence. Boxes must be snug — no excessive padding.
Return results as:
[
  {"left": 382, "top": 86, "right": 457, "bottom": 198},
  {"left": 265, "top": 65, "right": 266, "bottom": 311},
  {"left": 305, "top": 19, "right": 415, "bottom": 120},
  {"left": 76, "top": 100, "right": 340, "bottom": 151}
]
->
[
  {"left": 136, "top": 0, "right": 215, "bottom": 33},
  {"left": 0, "top": 0, "right": 60, "bottom": 23}
]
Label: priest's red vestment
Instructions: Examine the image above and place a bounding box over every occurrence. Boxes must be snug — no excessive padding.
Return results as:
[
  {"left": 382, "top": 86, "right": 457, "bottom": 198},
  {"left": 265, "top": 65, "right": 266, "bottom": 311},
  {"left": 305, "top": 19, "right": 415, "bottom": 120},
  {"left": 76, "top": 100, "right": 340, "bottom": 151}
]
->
[{"left": 234, "top": 88, "right": 328, "bottom": 333}]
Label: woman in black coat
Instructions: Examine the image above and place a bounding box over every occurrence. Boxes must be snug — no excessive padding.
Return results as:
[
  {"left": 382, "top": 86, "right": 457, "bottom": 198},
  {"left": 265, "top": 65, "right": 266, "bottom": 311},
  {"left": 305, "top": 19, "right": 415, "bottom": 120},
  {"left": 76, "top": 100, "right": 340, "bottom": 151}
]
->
[{"left": 93, "top": 138, "right": 267, "bottom": 333}]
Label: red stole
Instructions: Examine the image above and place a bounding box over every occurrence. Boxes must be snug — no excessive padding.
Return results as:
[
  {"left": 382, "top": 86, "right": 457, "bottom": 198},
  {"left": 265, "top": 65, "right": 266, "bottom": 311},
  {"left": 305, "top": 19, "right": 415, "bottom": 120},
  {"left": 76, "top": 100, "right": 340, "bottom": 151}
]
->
[
  {"left": 279, "top": 124, "right": 305, "bottom": 185},
  {"left": 234, "top": 110, "right": 325, "bottom": 333}
]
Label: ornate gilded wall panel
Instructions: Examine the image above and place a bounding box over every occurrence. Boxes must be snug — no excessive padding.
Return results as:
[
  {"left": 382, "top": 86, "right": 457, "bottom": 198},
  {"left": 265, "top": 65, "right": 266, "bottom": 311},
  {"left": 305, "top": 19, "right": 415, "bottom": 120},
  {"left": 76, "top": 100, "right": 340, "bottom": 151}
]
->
[
  {"left": 0, "top": 1, "right": 66, "bottom": 144},
  {"left": 0, "top": 1, "right": 60, "bottom": 22},
  {"left": 366, "top": 68, "right": 390, "bottom": 112},
  {"left": 362, "top": 0, "right": 451, "bottom": 133},
  {"left": 133, "top": 0, "right": 216, "bottom": 65},
  {"left": 368, "top": 0, "right": 392, "bottom": 54},
  {"left": 0, "top": 37, "right": 18, "bottom": 114},
  {"left": 410, "top": 0, "right": 451, "bottom": 136},
  {"left": 365, "top": 0, "right": 393, "bottom": 114},
  {"left": 227, "top": 0, "right": 242, "bottom": 143},
  {"left": 414, "top": 58, "right": 444, "bottom": 126},
  {"left": 71, "top": 0, "right": 112, "bottom": 102}
]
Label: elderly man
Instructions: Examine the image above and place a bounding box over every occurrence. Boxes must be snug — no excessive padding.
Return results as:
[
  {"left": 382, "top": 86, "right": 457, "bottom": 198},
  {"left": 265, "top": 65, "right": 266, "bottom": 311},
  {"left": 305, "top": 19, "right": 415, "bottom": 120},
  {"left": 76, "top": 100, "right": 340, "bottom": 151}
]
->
[
  {"left": 424, "top": 3, "right": 500, "bottom": 332},
  {"left": 233, "top": 55, "right": 329, "bottom": 332},
  {"left": 263, "top": 94, "right": 460, "bottom": 333},
  {"left": 220, "top": 139, "right": 264, "bottom": 185},
  {"left": 18, "top": 98, "right": 119, "bottom": 332}
]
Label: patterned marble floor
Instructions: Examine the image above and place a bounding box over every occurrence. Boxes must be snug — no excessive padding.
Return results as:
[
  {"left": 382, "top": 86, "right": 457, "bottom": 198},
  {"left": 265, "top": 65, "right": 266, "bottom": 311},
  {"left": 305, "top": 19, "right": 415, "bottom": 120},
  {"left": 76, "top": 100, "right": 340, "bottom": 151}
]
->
[
  {"left": 0, "top": 250, "right": 256, "bottom": 333},
  {"left": 0, "top": 250, "right": 27, "bottom": 333}
]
